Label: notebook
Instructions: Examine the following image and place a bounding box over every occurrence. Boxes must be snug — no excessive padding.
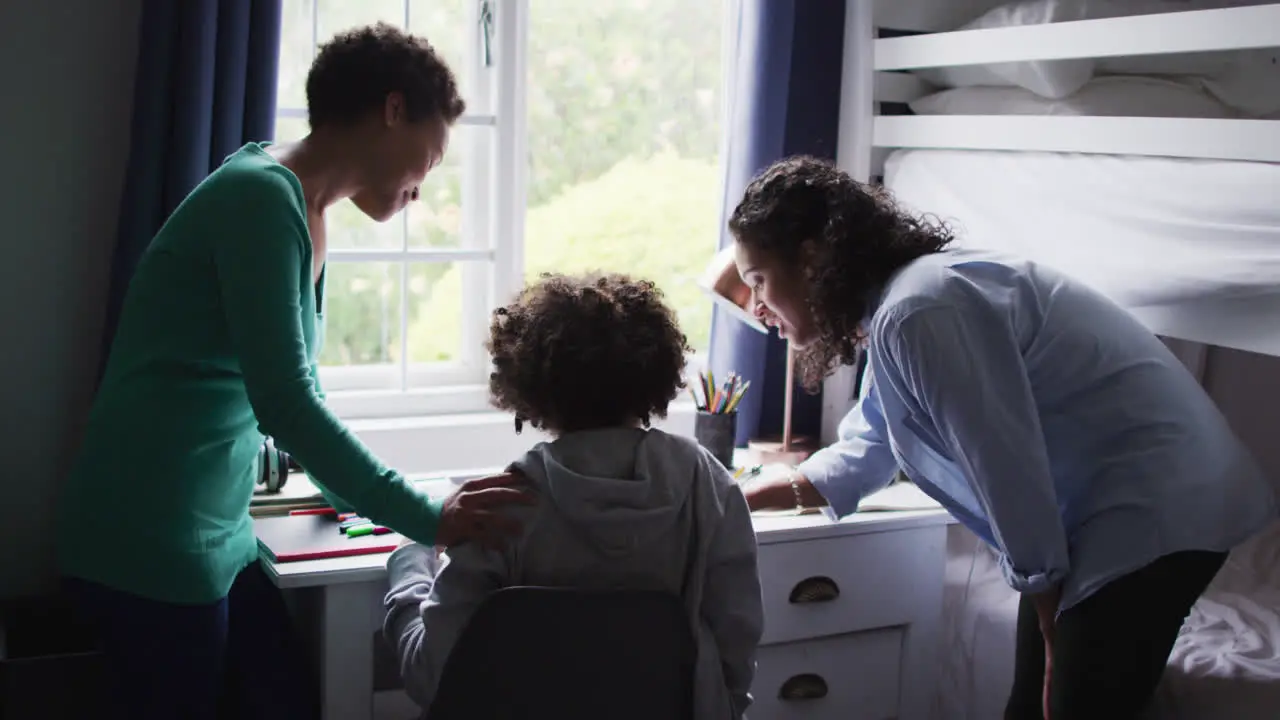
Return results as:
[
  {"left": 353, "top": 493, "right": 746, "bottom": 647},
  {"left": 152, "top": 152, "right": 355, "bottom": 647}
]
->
[
  {"left": 858, "top": 482, "right": 943, "bottom": 512},
  {"left": 748, "top": 478, "right": 943, "bottom": 518},
  {"left": 252, "top": 473, "right": 499, "bottom": 562},
  {"left": 254, "top": 513, "right": 403, "bottom": 563}
]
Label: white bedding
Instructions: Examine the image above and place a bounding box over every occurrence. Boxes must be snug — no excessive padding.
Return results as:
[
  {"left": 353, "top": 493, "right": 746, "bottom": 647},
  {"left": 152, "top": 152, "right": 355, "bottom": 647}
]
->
[
  {"left": 1152, "top": 522, "right": 1280, "bottom": 720},
  {"left": 933, "top": 522, "right": 1280, "bottom": 720},
  {"left": 882, "top": 148, "right": 1280, "bottom": 356},
  {"left": 933, "top": 525, "right": 1019, "bottom": 720}
]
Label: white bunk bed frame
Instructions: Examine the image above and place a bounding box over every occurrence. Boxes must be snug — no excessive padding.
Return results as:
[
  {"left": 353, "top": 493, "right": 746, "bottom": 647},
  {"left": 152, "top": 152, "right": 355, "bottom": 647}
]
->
[
  {"left": 822, "top": 0, "right": 1280, "bottom": 444},
  {"left": 820, "top": 4, "right": 1280, "bottom": 716}
]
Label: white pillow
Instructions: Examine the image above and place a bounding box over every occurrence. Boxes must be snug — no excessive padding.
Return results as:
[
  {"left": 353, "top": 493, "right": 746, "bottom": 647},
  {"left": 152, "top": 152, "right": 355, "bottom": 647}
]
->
[
  {"left": 916, "top": 0, "right": 1277, "bottom": 102},
  {"left": 1196, "top": 48, "right": 1280, "bottom": 118},
  {"left": 914, "top": 0, "right": 1093, "bottom": 99},
  {"left": 909, "top": 76, "right": 1238, "bottom": 118}
]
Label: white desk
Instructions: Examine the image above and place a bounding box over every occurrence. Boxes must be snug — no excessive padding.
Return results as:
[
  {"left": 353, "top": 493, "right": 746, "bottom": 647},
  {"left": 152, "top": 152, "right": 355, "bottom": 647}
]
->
[{"left": 261, "top": 504, "right": 951, "bottom": 720}]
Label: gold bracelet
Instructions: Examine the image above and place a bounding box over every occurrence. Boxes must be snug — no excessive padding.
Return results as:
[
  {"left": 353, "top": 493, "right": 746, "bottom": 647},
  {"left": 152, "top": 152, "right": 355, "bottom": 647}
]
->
[{"left": 788, "top": 470, "right": 804, "bottom": 510}]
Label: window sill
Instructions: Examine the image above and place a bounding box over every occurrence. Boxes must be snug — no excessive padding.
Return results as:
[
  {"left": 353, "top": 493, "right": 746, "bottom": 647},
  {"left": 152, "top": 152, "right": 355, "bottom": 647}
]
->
[
  {"left": 255, "top": 403, "right": 701, "bottom": 507},
  {"left": 345, "top": 401, "right": 700, "bottom": 476},
  {"left": 321, "top": 354, "right": 708, "bottom": 421}
]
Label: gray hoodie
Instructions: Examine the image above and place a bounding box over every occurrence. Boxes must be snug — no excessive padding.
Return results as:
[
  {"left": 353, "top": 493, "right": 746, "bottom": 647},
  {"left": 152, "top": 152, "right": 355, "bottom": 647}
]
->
[{"left": 383, "top": 427, "right": 764, "bottom": 719}]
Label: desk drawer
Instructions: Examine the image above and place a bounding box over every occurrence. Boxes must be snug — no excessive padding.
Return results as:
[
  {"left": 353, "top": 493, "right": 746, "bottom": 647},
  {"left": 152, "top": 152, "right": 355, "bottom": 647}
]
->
[
  {"left": 749, "top": 627, "right": 901, "bottom": 720},
  {"left": 757, "top": 525, "right": 942, "bottom": 645}
]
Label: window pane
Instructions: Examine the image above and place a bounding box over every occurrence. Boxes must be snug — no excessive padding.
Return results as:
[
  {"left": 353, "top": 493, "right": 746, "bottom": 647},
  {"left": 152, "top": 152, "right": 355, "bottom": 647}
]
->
[
  {"left": 525, "top": 0, "right": 725, "bottom": 355},
  {"left": 278, "top": 1, "right": 474, "bottom": 122},
  {"left": 273, "top": 115, "right": 310, "bottom": 144},
  {"left": 269, "top": 129, "right": 470, "bottom": 251},
  {"left": 408, "top": 0, "right": 473, "bottom": 104},
  {"left": 272, "top": 117, "right": 410, "bottom": 249},
  {"left": 329, "top": 200, "right": 405, "bottom": 249},
  {"left": 407, "top": 125, "right": 479, "bottom": 248},
  {"left": 320, "top": 261, "right": 400, "bottom": 372},
  {"left": 278, "top": 0, "right": 315, "bottom": 110},
  {"left": 403, "top": 262, "right": 466, "bottom": 367},
  {"left": 317, "top": 0, "right": 405, "bottom": 40}
]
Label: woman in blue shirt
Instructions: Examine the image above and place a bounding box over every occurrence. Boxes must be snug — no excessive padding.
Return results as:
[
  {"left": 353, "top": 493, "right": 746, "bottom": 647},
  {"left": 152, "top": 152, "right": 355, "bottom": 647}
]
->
[{"left": 732, "top": 156, "right": 1275, "bottom": 719}]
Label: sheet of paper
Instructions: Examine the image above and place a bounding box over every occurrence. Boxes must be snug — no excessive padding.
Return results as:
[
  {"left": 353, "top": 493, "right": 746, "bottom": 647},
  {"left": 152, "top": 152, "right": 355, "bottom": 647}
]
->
[
  {"left": 858, "top": 482, "right": 943, "bottom": 512},
  {"left": 742, "top": 466, "right": 944, "bottom": 517}
]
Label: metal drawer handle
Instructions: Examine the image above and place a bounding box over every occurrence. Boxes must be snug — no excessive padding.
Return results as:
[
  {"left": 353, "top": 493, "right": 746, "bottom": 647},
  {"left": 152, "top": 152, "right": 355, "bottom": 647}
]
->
[
  {"left": 778, "top": 673, "right": 828, "bottom": 701},
  {"left": 789, "top": 575, "right": 840, "bottom": 603}
]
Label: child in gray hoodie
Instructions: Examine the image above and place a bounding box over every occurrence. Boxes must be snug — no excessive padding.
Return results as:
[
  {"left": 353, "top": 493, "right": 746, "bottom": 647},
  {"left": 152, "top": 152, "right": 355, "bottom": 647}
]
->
[{"left": 383, "top": 272, "right": 764, "bottom": 719}]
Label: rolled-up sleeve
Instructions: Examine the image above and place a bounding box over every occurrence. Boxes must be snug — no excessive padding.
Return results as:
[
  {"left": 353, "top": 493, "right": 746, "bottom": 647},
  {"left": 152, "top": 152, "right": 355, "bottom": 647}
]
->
[
  {"left": 797, "top": 366, "right": 899, "bottom": 520},
  {"left": 876, "top": 305, "right": 1069, "bottom": 594}
]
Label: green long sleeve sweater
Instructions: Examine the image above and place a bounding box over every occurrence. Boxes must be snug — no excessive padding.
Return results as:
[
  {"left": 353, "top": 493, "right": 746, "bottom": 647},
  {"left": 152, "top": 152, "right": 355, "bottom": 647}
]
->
[{"left": 59, "top": 144, "right": 442, "bottom": 604}]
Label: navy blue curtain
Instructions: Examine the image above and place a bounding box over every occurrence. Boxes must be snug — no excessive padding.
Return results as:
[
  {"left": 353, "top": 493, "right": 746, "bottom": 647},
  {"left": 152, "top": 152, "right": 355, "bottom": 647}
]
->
[
  {"left": 100, "top": 0, "right": 282, "bottom": 377},
  {"left": 708, "top": 0, "right": 847, "bottom": 445}
]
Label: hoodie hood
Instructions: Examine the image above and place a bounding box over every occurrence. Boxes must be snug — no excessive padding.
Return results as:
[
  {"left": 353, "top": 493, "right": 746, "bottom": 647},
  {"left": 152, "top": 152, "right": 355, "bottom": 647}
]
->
[{"left": 511, "top": 428, "right": 701, "bottom": 557}]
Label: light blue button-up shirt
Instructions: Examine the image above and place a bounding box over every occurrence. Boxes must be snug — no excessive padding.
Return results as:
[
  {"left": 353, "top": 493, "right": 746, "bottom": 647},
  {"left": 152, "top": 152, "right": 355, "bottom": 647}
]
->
[{"left": 800, "top": 249, "right": 1276, "bottom": 611}]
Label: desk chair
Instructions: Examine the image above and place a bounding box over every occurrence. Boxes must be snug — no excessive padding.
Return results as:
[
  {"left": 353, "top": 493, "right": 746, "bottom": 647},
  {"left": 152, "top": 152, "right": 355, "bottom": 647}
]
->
[{"left": 426, "top": 587, "right": 696, "bottom": 720}]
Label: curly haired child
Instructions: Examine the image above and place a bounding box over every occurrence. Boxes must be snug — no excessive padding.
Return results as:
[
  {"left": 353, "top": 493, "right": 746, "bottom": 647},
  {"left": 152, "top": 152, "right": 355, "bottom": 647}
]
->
[{"left": 383, "top": 272, "right": 764, "bottom": 719}]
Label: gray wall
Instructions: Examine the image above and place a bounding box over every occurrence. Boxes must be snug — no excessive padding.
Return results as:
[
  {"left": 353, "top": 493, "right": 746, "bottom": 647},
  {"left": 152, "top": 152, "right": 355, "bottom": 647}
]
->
[
  {"left": 1206, "top": 349, "right": 1280, "bottom": 495},
  {"left": 0, "top": 0, "right": 141, "bottom": 598}
]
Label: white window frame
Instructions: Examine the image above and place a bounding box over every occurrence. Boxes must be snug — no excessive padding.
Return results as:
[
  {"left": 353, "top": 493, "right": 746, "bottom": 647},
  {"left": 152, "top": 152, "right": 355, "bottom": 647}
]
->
[
  {"left": 275, "top": 1, "right": 722, "bottom": 462},
  {"left": 276, "top": 0, "right": 528, "bottom": 421}
]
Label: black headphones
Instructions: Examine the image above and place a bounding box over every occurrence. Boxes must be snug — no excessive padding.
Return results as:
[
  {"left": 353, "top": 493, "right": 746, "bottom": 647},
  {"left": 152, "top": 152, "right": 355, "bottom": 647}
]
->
[{"left": 257, "top": 437, "right": 299, "bottom": 494}]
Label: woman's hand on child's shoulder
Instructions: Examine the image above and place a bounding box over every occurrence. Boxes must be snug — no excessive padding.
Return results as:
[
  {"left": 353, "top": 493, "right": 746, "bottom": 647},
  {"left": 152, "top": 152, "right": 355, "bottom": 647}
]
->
[{"left": 435, "top": 472, "right": 536, "bottom": 551}]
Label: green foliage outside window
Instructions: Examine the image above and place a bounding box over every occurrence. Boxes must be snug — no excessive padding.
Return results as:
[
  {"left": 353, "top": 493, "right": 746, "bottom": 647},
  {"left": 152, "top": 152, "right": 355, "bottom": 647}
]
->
[{"left": 275, "top": 0, "right": 725, "bottom": 370}]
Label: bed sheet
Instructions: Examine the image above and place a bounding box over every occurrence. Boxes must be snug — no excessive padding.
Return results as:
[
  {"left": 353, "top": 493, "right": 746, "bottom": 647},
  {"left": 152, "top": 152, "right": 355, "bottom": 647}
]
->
[
  {"left": 934, "top": 523, "right": 1280, "bottom": 720},
  {"left": 933, "top": 525, "right": 1019, "bottom": 720},
  {"left": 1151, "top": 521, "right": 1280, "bottom": 720},
  {"left": 882, "top": 148, "right": 1280, "bottom": 356}
]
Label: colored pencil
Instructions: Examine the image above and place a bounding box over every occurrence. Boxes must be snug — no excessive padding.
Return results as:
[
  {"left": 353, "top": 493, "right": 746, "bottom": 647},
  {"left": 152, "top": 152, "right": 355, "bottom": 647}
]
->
[
  {"left": 724, "top": 381, "right": 751, "bottom": 413},
  {"left": 692, "top": 371, "right": 748, "bottom": 415}
]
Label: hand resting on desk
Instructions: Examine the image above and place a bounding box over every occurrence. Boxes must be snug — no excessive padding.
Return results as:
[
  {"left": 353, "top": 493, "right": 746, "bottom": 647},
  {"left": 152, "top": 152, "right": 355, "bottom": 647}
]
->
[
  {"left": 743, "top": 468, "right": 942, "bottom": 516},
  {"left": 741, "top": 466, "right": 829, "bottom": 513}
]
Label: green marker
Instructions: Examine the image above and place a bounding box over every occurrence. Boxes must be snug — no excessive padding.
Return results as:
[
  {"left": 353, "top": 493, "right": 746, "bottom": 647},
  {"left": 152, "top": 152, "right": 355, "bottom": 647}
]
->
[{"left": 346, "top": 524, "right": 390, "bottom": 538}]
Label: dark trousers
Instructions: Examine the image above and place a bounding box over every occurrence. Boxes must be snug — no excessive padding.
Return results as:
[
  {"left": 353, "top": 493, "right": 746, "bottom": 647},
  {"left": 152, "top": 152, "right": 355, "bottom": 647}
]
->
[
  {"left": 66, "top": 561, "right": 319, "bottom": 720},
  {"left": 1005, "top": 550, "right": 1227, "bottom": 720}
]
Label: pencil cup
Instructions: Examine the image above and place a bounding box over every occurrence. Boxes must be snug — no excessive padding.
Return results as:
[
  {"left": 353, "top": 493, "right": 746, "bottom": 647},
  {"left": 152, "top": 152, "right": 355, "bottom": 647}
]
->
[{"left": 694, "top": 410, "right": 737, "bottom": 469}]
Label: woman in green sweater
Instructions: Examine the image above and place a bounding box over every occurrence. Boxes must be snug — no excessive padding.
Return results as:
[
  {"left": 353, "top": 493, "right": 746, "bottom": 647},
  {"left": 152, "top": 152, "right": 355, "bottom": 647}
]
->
[{"left": 57, "top": 24, "right": 525, "bottom": 720}]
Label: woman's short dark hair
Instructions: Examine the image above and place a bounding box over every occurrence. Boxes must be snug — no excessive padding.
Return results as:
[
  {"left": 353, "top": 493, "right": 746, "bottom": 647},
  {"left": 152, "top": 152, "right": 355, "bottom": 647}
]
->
[
  {"left": 729, "top": 155, "right": 953, "bottom": 390},
  {"left": 486, "top": 273, "right": 690, "bottom": 435},
  {"left": 306, "top": 22, "right": 466, "bottom": 128}
]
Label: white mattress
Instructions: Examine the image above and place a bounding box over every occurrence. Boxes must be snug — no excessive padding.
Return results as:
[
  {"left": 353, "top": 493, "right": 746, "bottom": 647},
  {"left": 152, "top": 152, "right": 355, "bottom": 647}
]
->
[
  {"left": 934, "top": 524, "right": 1280, "bottom": 720},
  {"left": 882, "top": 149, "right": 1280, "bottom": 357}
]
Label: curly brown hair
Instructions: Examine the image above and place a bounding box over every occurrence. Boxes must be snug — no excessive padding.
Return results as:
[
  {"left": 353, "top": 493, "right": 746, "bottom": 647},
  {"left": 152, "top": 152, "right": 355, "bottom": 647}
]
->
[
  {"left": 306, "top": 22, "right": 466, "bottom": 128},
  {"left": 486, "top": 273, "right": 691, "bottom": 434},
  {"left": 729, "top": 156, "right": 953, "bottom": 390}
]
